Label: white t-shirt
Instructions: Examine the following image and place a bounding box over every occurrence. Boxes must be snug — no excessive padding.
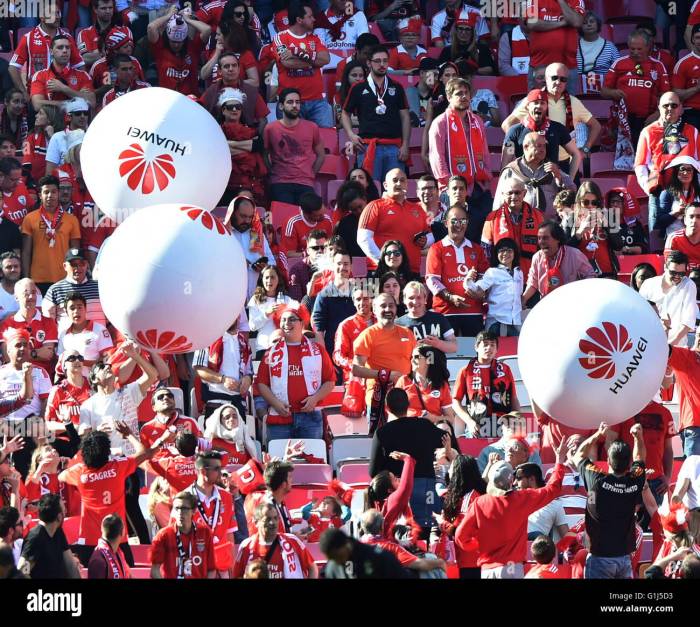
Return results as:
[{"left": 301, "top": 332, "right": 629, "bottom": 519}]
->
[
  {"left": 677, "top": 455, "right": 700, "bottom": 509},
  {"left": 79, "top": 381, "right": 144, "bottom": 455},
  {"left": 0, "top": 363, "right": 52, "bottom": 422},
  {"left": 528, "top": 498, "right": 568, "bottom": 539},
  {"left": 639, "top": 276, "right": 698, "bottom": 343},
  {"left": 57, "top": 321, "right": 113, "bottom": 363}
]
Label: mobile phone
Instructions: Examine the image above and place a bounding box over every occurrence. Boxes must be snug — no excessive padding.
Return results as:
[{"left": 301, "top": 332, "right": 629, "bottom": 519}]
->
[{"left": 413, "top": 230, "right": 429, "bottom": 242}]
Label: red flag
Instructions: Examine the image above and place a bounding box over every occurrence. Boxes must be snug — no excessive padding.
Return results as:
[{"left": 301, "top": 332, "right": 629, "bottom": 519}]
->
[{"left": 233, "top": 458, "right": 265, "bottom": 495}]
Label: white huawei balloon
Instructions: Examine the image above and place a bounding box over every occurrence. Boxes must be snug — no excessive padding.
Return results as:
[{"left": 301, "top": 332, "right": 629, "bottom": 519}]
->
[
  {"left": 81, "top": 87, "right": 230, "bottom": 219},
  {"left": 518, "top": 279, "right": 668, "bottom": 429},
  {"left": 98, "top": 204, "right": 246, "bottom": 354}
]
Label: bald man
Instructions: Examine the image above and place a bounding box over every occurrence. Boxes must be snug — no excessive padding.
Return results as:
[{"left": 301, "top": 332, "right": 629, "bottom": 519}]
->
[{"left": 357, "top": 168, "right": 430, "bottom": 274}]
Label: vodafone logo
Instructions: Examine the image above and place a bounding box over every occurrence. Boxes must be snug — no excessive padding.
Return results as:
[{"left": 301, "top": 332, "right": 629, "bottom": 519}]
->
[
  {"left": 118, "top": 143, "right": 176, "bottom": 194},
  {"left": 578, "top": 322, "right": 632, "bottom": 380},
  {"left": 457, "top": 264, "right": 469, "bottom": 276}
]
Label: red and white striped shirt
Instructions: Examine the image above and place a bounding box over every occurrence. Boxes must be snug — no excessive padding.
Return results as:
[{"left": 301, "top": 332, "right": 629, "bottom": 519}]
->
[
  {"left": 280, "top": 212, "right": 333, "bottom": 254},
  {"left": 10, "top": 25, "right": 84, "bottom": 83}
]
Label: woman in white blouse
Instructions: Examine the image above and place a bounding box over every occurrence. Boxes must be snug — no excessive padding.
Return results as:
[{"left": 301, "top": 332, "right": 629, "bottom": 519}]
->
[
  {"left": 247, "top": 265, "right": 298, "bottom": 359},
  {"left": 465, "top": 238, "right": 524, "bottom": 337}
]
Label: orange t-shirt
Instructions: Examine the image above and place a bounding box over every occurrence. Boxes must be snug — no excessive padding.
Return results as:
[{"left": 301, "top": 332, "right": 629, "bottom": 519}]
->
[
  {"left": 394, "top": 375, "right": 452, "bottom": 417},
  {"left": 20, "top": 209, "right": 81, "bottom": 283},
  {"left": 353, "top": 324, "right": 416, "bottom": 392}
]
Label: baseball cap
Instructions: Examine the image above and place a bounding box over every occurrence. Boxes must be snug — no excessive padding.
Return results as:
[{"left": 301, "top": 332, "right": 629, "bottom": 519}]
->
[
  {"left": 419, "top": 57, "right": 440, "bottom": 72},
  {"left": 65, "top": 248, "right": 86, "bottom": 262},
  {"left": 526, "top": 89, "right": 546, "bottom": 104},
  {"left": 489, "top": 461, "right": 514, "bottom": 490},
  {"left": 398, "top": 16, "right": 422, "bottom": 34},
  {"left": 64, "top": 97, "right": 89, "bottom": 114}
]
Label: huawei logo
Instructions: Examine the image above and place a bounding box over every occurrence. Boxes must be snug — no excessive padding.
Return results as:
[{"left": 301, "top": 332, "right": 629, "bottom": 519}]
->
[
  {"left": 135, "top": 329, "right": 192, "bottom": 354},
  {"left": 578, "top": 322, "right": 633, "bottom": 380},
  {"left": 118, "top": 143, "right": 176, "bottom": 194},
  {"left": 179, "top": 206, "right": 228, "bottom": 235}
]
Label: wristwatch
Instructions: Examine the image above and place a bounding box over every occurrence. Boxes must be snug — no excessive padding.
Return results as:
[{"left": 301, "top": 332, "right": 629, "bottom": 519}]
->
[
  {"left": 582, "top": 146, "right": 591, "bottom": 155},
  {"left": 30, "top": 349, "right": 38, "bottom": 360}
]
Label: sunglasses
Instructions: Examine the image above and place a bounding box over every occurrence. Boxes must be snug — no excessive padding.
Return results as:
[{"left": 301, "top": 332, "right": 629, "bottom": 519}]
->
[
  {"left": 309, "top": 245, "right": 326, "bottom": 251},
  {"left": 155, "top": 392, "right": 174, "bottom": 400},
  {"left": 64, "top": 355, "right": 84, "bottom": 363},
  {"left": 679, "top": 166, "right": 694, "bottom": 173},
  {"left": 667, "top": 269, "right": 686, "bottom": 277},
  {"left": 449, "top": 218, "right": 468, "bottom": 226},
  {"left": 385, "top": 250, "right": 402, "bottom": 257},
  {"left": 580, "top": 199, "right": 600, "bottom": 207},
  {"left": 223, "top": 103, "right": 242, "bottom": 111},
  {"left": 550, "top": 75, "right": 568, "bottom": 82},
  {"left": 661, "top": 103, "right": 679, "bottom": 109},
  {"left": 233, "top": 10, "right": 246, "bottom": 17}
]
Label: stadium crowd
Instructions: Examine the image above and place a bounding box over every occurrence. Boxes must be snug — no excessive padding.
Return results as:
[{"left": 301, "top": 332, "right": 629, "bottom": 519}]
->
[{"left": 1, "top": 0, "right": 700, "bottom": 582}]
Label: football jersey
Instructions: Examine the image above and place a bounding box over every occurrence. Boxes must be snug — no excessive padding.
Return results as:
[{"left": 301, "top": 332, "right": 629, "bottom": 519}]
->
[
  {"left": 2, "top": 183, "right": 32, "bottom": 225},
  {"left": 140, "top": 412, "right": 201, "bottom": 449},
  {"left": 77, "top": 25, "right": 133, "bottom": 56},
  {"left": 426, "top": 237, "right": 489, "bottom": 314},
  {"left": 30, "top": 65, "right": 94, "bottom": 104},
  {"left": 394, "top": 376, "right": 452, "bottom": 417},
  {"left": 672, "top": 52, "right": 700, "bottom": 111},
  {"left": 150, "top": 34, "right": 203, "bottom": 96},
  {"left": 64, "top": 456, "right": 137, "bottom": 544},
  {"left": 1, "top": 309, "right": 58, "bottom": 373},
  {"left": 150, "top": 522, "right": 216, "bottom": 579},
  {"left": 233, "top": 532, "right": 314, "bottom": 579},
  {"left": 57, "top": 321, "right": 113, "bottom": 363},
  {"left": 190, "top": 484, "right": 237, "bottom": 543},
  {"left": 526, "top": 0, "right": 585, "bottom": 68},
  {"left": 25, "top": 472, "right": 61, "bottom": 506},
  {"left": 10, "top": 25, "right": 84, "bottom": 82},
  {"left": 90, "top": 55, "right": 144, "bottom": 89},
  {"left": 314, "top": 9, "right": 369, "bottom": 54},
  {"left": 603, "top": 55, "right": 670, "bottom": 118},
  {"left": 0, "top": 363, "right": 52, "bottom": 422},
  {"left": 150, "top": 454, "right": 197, "bottom": 495},
  {"left": 46, "top": 379, "right": 92, "bottom": 427},
  {"left": 388, "top": 45, "right": 427, "bottom": 72},
  {"left": 272, "top": 30, "right": 327, "bottom": 101},
  {"left": 280, "top": 213, "right": 334, "bottom": 254},
  {"left": 665, "top": 229, "right": 700, "bottom": 270}
]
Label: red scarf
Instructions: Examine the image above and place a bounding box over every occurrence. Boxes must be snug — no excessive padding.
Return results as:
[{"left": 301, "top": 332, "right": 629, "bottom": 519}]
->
[
  {"left": 224, "top": 195, "right": 265, "bottom": 254},
  {"left": 207, "top": 332, "right": 251, "bottom": 379},
  {"left": 40, "top": 206, "right": 64, "bottom": 247},
  {"left": 96, "top": 537, "right": 130, "bottom": 579},
  {"left": 315, "top": 8, "right": 353, "bottom": 41},
  {"left": 446, "top": 108, "right": 489, "bottom": 187},
  {"left": 463, "top": 358, "right": 513, "bottom": 416},
  {"left": 544, "top": 246, "right": 565, "bottom": 295},
  {"left": 541, "top": 87, "right": 573, "bottom": 132},
  {"left": 524, "top": 115, "right": 550, "bottom": 135},
  {"left": 361, "top": 137, "right": 403, "bottom": 180},
  {"left": 491, "top": 202, "right": 541, "bottom": 258}
]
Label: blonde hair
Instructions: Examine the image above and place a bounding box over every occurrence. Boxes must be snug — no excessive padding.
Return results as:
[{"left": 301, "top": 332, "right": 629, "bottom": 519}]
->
[
  {"left": 147, "top": 476, "right": 171, "bottom": 517},
  {"left": 28, "top": 444, "right": 55, "bottom": 477}
]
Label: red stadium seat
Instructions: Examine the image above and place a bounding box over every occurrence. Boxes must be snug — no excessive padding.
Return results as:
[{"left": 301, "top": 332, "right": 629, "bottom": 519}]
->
[
  {"left": 291, "top": 464, "right": 333, "bottom": 486},
  {"left": 617, "top": 253, "right": 664, "bottom": 276},
  {"left": 269, "top": 201, "right": 300, "bottom": 238},
  {"left": 368, "top": 22, "right": 387, "bottom": 43},
  {"left": 319, "top": 385, "right": 345, "bottom": 407},
  {"left": 327, "top": 413, "right": 369, "bottom": 437},
  {"left": 305, "top": 542, "right": 325, "bottom": 562},
  {"left": 63, "top": 516, "right": 80, "bottom": 545},
  {"left": 131, "top": 544, "right": 151, "bottom": 566},
  {"left": 587, "top": 151, "right": 615, "bottom": 175},
  {"left": 496, "top": 336, "right": 518, "bottom": 357},
  {"left": 470, "top": 76, "right": 528, "bottom": 106},
  {"left": 130, "top": 567, "right": 152, "bottom": 579},
  {"left": 319, "top": 127, "right": 339, "bottom": 154},
  {"left": 326, "top": 179, "right": 345, "bottom": 203},
  {"left": 322, "top": 69, "right": 338, "bottom": 105},
  {"left": 489, "top": 152, "right": 501, "bottom": 174},
  {"left": 338, "top": 461, "right": 370, "bottom": 486},
  {"left": 426, "top": 47, "right": 442, "bottom": 59},
  {"left": 457, "top": 437, "right": 498, "bottom": 456}
]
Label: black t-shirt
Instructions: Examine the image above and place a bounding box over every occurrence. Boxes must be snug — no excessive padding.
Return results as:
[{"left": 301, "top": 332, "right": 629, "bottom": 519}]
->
[
  {"left": 335, "top": 214, "right": 365, "bottom": 258},
  {"left": 0, "top": 218, "right": 21, "bottom": 255},
  {"left": 343, "top": 77, "right": 408, "bottom": 140},
  {"left": 504, "top": 121, "right": 572, "bottom": 164},
  {"left": 579, "top": 458, "right": 646, "bottom": 558},
  {"left": 21, "top": 524, "right": 70, "bottom": 578},
  {"left": 370, "top": 417, "right": 445, "bottom": 479},
  {"left": 438, "top": 43, "right": 496, "bottom": 75},
  {"left": 323, "top": 539, "right": 406, "bottom": 579},
  {"left": 618, "top": 220, "right": 649, "bottom": 253},
  {"left": 397, "top": 311, "right": 455, "bottom": 342}
]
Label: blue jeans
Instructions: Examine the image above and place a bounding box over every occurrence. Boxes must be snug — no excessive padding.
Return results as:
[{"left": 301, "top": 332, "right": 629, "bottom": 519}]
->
[
  {"left": 266, "top": 410, "right": 323, "bottom": 443},
  {"left": 269, "top": 182, "right": 316, "bottom": 204},
  {"left": 409, "top": 477, "right": 441, "bottom": 531},
  {"left": 585, "top": 554, "right": 633, "bottom": 579},
  {"left": 648, "top": 476, "right": 666, "bottom": 506},
  {"left": 357, "top": 144, "right": 405, "bottom": 184},
  {"left": 277, "top": 99, "right": 333, "bottom": 128},
  {"left": 682, "top": 426, "right": 700, "bottom": 457}
]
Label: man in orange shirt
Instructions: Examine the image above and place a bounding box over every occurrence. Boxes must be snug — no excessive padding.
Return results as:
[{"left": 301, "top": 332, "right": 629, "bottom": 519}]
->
[
  {"left": 352, "top": 293, "right": 416, "bottom": 433},
  {"left": 21, "top": 175, "right": 81, "bottom": 294},
  {"left": 357, "top": 168, "right": 429, "bottom": 274}
]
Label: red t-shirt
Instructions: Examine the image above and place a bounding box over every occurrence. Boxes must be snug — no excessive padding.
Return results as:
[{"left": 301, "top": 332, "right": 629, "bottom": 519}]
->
[
  {"left": 271, "top": 30, "right": 327, "bottom": 101},
  {"left": 280, "top": 212, "right": 334, "bottom": 254},
  {"left": 233, "top": 532, "right": 315, "bottom": 579},
  {"left": 255, "top": 342, "right": 336, "bottom": 421},
  {"left": 2, "top": 183, "right": 32, "bottom": 225},
  {"left": 150, "top": 522, "right": 216, "bottom": 579},
  {"left": 150, "top": 455, "right": 197, "bottom": 495},
  {"left": 22, "top": 130, "right": 48, "bottom": 184},
  {"left": 690, "top": 0, "right": 700, "bottom": 25},
  {"left": 358, "top": 197, "right": 429, "bottom": 272},
  {"left": 673, "top": 53, "right": 700, "bottom": 110},
  {"left": 29, "top": 65, "right": 94, "bottom": 103},
  {"left": 388, "top": 45, "right": 427, "bottom": 72},
  {"left": 603, "top": 55, "right": 670, "bottom": 118},
  {"left": 364, "top": 536, "right": 418, "bottom": 566},
  {"left": 263, "top": 120, "right": 321, "bottom": 189},
  {"left": 46, "top": 379, "right": 92, "bottom": 427},
  {"left": 614, "top": 401, "right": 675, "bottom": 480},
  {"left": 64, "top": 456, "right": 137, "bottom": 545},
  {"left": 140, "top": 413, "right": 201, "bottom": 449},
  {"left": 10, "top": 26, "right": 84, "bottom": 82},
  {"left": 190, "top": 485, "right": 237, "bottom": 543},
  {"left": 25, "top": 472, "right": 61, "bottom": 507},
  {"left": 524, "top": 561, "right": 572, "bottom": 579},
  {"left": 668, "top": 347, "right": 700, "bottom": 430},
  {"left": 664, "top": 230, "right": 700, "bottom": 270},
  {"left": 452, "top": 359, "right": 516, "bottom": 417},
  {"left": 526, "top": 0, "right": 585, "bottom": 68},
  {"left": 426, "top": 237, "right": 489, "bottom": 314},
  {"left": 1, "top": 310, "right": 58, "bottom": 374},
  {"left": 150, "top": 34, "right": 204, "bottom": 96},
  {"left": 394, "top": 375, "right": 452, "bottom": 418},
  {"left": 90, "top": 55, "right": 145, "bottom": 89},
  {"left": 77, "top": 25, "right": 133, "bottom": 55}
]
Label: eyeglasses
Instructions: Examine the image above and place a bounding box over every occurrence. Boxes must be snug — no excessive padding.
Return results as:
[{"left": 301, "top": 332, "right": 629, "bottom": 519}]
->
[
  {"left": 223, "top": 103, "right": 242, "bottom": 111},
  {"left": 549, "top": 75, "right": 568, "bottom": 82},
  {"left": 661, "top": 102, "right": 679, "bottom": 109},
  {"left": 412, "top": 354, "right": 424, "bottom": 360},
  {"left": 309, "top": 245, "right": 327, "bottom": 251},
  {"left": 281, "top": 316, "right": 301, "bottom": 324},
  {"left": 370, "top": 58, "right": 389, "bottom": 65},
  {"left": 455, "top": 26, "right": 472, "bottom": 32},
  {"left": 64, "top": 355, "right": 84, "bottom": 363},
  {"left": 449, "top": 218, "right": 468, "bottom": 226},
  {"left": 667, "top": 269, "right": 686, "bottom": 277},
  {"left": 385, "top": 250, "right": 402, "bottom": 257},
  {"left": 580, "top": 199, "right": 600, "bottom": 207},
  {"left": 155, "top": 392, "right": 174, "bottom": 401}
]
